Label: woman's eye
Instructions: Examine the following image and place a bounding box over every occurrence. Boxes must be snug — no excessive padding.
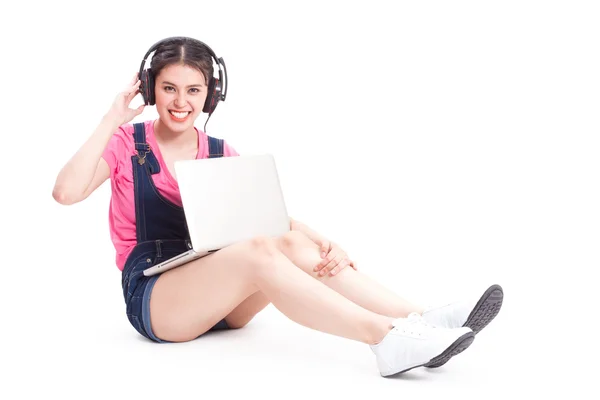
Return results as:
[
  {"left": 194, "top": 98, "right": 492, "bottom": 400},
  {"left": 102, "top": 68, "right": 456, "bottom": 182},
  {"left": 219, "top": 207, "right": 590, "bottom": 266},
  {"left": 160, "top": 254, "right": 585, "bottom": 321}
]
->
[
  {"left": 189, "top": 88, "right": 200, "bottom": 94},
  {"left": 164, "top": 86, "right": 175, "bottom": 92}
]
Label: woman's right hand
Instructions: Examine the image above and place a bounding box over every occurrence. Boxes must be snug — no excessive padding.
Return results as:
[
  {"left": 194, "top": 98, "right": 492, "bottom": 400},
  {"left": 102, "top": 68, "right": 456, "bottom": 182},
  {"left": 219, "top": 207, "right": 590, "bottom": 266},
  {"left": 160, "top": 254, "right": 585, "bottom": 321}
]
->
[{"left": 107, "top": 73, "right": 145, "bottom": 126}]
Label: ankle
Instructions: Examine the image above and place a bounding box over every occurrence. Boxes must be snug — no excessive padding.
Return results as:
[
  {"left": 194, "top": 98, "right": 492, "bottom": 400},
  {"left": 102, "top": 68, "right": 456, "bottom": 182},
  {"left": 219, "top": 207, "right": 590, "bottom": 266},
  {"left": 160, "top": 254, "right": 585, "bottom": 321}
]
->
[
  {"left": 365, "top": 317, "right": 394, "bottom": 345},
  {"left": 386, "top": 305, "right": 426, "bottom": 319},
  {"left": 403, "top": 305, "right": 426, "bottom": 317}
]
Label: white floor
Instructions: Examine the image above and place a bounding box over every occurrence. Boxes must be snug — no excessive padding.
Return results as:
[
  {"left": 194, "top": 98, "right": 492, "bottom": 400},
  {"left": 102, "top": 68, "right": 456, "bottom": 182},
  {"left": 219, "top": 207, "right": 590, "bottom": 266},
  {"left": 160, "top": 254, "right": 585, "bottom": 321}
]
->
[{"left": 6, "top": 266, "right": 585, "bottom": 400}]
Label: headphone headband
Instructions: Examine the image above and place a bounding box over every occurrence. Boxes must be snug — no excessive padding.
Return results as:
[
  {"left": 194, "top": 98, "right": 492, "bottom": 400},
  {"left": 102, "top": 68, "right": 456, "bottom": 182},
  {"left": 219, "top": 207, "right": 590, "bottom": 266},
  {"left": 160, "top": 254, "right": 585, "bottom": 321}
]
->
[{"left": 138, "top": 36, "right": 228, "bottom": 102}]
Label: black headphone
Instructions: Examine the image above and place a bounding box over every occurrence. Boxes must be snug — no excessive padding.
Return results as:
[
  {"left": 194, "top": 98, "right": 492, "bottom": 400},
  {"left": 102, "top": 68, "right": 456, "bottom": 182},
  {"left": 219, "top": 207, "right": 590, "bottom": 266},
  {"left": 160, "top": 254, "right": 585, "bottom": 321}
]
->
[{"left": 138, "top": 36, "right": 228, "bottom": 115}]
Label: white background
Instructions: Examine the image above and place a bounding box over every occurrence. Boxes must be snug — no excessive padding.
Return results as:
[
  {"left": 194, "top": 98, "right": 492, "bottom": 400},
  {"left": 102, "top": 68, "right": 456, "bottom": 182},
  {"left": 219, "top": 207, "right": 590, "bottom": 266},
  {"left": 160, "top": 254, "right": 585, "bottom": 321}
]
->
[{"left": 1, "top": 0, "right": 598, "bottom": 398}]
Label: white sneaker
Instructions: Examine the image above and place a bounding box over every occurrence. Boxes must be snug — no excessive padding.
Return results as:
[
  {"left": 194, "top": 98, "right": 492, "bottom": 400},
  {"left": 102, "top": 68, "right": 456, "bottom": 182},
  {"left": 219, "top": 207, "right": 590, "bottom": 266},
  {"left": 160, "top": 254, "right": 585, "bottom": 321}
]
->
[
  {"left": 421, "top": 284, "right": 503, "bottom": 368},
  {"left": 369, "top": 312, "right": 474, "bottom": 377}
]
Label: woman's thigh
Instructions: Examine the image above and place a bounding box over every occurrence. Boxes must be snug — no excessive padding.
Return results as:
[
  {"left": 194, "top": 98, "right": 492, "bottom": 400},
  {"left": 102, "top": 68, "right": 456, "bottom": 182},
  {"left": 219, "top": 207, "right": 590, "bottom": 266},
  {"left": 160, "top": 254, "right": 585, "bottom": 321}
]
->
[
  {"left": 223, "top": 291, "right": 271, "bottom": 329},
  {"left": 149, "top": 238, "right": 267, "bottom": 342},
  {"left": 221, "top": 231, "right": 320, "bottom": 329},
  {"left": 148, "top": 231, "right": 325, "bottom": 341}
]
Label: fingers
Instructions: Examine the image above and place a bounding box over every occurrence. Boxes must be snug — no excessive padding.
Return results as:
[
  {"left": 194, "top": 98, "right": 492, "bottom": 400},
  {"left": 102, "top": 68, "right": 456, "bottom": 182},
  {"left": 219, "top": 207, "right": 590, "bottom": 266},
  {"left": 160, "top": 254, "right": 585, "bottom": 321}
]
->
[
  {"left": 329, "top": 258, "right": 350, "bottom": 276},
  {"left": 325, "top": 252, "right": 344, "bottom": 272},
  {"left": 319, "top": 247, "right": 337, "bottom": 269},
  {"left": 314, "top": 242, "right": 330, "bottom": 273},
  {"left": 318, "top": 242, "right": 334, "bottom": 267},
  {"left": 125, "top": 80, "right": 142, "bottom": 102},
  {"left": 319, "top": 252, "right": 345, "bottom": 276},
  {"left": 123, "top": 75, "right": 140, "bottom": 95},
  {"left": 125, "top": 104, "right": 146, "bottom": 122},
  {"left": 320, "top": 240, "right": 330, "bottom": 259},
  {"left": 313, "top": 242, "right": 354, "bottom": 277},
  {"left": 134, "top": 104, "right": 145, "bottom": 116}
]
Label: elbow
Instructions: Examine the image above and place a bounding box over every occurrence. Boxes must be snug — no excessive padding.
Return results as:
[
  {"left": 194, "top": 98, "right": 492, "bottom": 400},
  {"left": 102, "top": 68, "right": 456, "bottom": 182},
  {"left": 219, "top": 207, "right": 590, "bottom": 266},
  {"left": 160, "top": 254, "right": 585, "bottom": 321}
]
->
[{"left": 52, "top": 187, "right": 79, "bottom": 205}]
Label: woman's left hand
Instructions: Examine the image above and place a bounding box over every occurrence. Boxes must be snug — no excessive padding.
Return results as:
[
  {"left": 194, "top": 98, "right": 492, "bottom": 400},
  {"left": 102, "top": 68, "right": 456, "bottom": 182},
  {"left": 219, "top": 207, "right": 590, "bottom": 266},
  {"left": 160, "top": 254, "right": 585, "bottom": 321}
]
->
[{"left": 314, "top": 239, "right": 356, "bottom": 276}]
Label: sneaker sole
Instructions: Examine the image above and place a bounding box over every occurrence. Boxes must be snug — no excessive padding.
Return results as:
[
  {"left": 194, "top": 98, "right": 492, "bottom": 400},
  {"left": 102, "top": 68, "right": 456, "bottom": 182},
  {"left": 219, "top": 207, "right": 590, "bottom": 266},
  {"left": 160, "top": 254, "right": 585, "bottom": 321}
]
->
[
  {"left": 464, "top": 284, "right": 504, "bottom": 334},
  {"left": 382, "top": 331, "right": 475, "bottom": 377},
  {"left": 425, "top": 284, "right": 504, "bottom": 368}
]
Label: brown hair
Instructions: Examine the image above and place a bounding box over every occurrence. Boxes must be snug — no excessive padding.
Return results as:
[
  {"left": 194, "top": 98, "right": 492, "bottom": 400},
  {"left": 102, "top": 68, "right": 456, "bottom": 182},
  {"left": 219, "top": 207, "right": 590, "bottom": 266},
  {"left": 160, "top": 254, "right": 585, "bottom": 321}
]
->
[{"left": 150, "top": 37, "right": 214, "bottom": 84}]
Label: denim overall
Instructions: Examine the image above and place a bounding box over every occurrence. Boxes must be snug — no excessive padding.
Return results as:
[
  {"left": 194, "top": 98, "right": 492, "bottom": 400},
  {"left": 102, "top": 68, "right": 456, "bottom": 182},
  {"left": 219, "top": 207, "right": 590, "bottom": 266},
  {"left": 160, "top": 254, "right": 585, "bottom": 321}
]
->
[{"left": 121, "top": 122, "right": 229, "bottom": 343}]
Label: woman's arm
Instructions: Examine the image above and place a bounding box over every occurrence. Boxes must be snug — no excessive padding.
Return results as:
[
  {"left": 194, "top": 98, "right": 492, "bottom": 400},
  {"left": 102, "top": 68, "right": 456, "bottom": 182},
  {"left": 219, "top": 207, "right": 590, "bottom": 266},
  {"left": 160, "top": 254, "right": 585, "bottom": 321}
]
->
[
  {"left": 289, "top": 217, "right": 327, "bottom": 245},
  {"left": 52, "top": 74, "right": 144, "bottom": 205},
  {"left": 52, "top": 115, "right": 118, "bottom": 205}
]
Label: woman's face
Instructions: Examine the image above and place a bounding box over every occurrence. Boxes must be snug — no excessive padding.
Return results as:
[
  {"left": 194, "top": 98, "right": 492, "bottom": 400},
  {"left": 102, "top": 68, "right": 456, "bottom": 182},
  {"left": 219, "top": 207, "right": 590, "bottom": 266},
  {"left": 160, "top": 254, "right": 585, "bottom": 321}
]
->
[{"left": 154, "top": 63, "right": 208, "bottom": 133}]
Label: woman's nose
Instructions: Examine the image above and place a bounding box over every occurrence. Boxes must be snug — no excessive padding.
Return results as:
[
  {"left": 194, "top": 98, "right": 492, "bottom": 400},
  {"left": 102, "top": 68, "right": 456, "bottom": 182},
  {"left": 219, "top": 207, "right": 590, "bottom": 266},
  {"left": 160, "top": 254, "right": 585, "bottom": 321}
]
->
[{"left": 174, "top": 93, "right": 186, "bottom": 107}]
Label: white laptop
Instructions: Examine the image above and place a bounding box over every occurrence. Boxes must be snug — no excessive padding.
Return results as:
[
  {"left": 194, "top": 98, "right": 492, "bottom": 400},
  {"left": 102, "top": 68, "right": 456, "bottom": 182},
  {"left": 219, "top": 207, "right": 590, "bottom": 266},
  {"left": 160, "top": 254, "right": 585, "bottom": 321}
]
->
[{"left": 143, "top": 154, "right": 290, "bottom": 276}]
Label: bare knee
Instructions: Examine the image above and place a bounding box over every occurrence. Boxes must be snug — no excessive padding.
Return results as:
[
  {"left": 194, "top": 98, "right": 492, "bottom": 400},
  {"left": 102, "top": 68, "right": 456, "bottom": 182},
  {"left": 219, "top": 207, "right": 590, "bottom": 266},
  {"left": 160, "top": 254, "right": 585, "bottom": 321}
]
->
[
  {"left": 245, "top": 236, "right": 281, "bottom": 265},
  {"left": 277, "top": 230, "right": 313, "bottom": 251},
  {"left": 249, "top": 235, "right": 279, "bottom": 253}
]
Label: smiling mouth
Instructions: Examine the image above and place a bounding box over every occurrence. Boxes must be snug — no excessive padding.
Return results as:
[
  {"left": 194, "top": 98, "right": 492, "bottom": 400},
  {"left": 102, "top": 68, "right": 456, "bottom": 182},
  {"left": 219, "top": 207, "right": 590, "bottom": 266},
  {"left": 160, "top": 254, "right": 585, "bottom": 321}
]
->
[{"left": 169, "top": 110, "right": 191, "bottom": 119}]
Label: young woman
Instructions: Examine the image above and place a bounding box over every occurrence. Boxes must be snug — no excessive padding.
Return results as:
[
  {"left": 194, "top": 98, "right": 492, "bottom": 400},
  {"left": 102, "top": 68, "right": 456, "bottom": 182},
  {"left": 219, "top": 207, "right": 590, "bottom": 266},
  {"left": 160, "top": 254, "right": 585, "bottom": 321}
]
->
[{"left": 52, "top": 36, "right": 503, "bottom": 378}]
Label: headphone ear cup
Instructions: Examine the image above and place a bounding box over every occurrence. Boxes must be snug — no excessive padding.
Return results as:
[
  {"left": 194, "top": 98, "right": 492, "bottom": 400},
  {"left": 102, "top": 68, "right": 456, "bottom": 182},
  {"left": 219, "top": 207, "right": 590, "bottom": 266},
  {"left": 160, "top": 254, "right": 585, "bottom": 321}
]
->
[
  {"left": 140, "top": 69, "right": 155, "bottom": 105},
  {"left": 203, "top": 77, "right": 221, "bottom": 114}
]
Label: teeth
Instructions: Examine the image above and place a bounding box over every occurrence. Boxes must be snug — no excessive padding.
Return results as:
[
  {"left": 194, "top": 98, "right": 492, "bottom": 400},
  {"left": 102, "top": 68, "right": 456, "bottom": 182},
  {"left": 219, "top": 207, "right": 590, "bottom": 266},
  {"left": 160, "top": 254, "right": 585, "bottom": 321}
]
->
[{"left": 170, "top": 111, "right": 190, "bottom": 119}]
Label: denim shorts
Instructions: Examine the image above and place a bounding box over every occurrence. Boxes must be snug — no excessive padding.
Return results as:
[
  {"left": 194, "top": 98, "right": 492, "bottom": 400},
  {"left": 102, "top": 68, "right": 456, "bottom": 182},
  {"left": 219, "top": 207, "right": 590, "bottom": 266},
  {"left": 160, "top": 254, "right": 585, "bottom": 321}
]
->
[{"left": 121, "top": 240, "right": 229, "bottom": 343}]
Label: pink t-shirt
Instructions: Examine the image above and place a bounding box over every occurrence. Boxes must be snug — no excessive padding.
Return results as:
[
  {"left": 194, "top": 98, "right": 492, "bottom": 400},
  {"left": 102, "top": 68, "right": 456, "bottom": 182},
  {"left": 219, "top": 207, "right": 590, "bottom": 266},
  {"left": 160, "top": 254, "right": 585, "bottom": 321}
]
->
[{"left": 102, "top": 119, "right": 239, "bottom": 270}]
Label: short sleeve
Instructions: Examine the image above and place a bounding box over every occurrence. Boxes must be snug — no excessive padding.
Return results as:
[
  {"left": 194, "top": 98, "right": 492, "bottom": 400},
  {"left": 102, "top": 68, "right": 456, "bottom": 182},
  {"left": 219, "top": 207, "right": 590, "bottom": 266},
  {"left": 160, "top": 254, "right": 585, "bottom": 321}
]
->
[
  {"left": 223, "top": 141, "right": 240, "bottom": 157},
  {"left": 102, "top": 126, "right": 128, "bottom": 179}
]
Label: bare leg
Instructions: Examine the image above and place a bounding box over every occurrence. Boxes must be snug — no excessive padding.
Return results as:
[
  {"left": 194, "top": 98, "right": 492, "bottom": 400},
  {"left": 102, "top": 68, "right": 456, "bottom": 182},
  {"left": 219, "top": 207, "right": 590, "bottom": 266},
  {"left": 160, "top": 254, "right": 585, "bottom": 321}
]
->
[
  {"left": 149, "top": 235, "right": 394, "bottom": 344},
  {"left": 278, "top": 231, "right": 425, "bottom": 318},
  {"left": 224, "top": 291, "right": 270, "bottom": 329},
  {"left": 222, "top": 231, "right": 424, "bottom": 329}
]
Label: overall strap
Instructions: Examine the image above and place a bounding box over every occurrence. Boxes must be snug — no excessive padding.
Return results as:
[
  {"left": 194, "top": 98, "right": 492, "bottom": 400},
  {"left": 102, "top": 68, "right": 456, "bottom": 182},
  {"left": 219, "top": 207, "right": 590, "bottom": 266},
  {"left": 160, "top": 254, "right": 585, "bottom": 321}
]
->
[
  {"left": 133, "top": 123, "right": 160, "bottom": 174},
  {"left": 207, "top": 136, "right": 224, "bottom": 158}
]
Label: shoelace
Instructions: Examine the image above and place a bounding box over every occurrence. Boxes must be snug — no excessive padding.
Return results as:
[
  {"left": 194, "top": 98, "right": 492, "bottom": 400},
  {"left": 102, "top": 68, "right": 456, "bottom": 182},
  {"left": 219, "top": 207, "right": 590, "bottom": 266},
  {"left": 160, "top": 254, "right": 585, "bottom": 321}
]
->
[{"left": 391, "top": 312, "right": 435, "bottom": 335}]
